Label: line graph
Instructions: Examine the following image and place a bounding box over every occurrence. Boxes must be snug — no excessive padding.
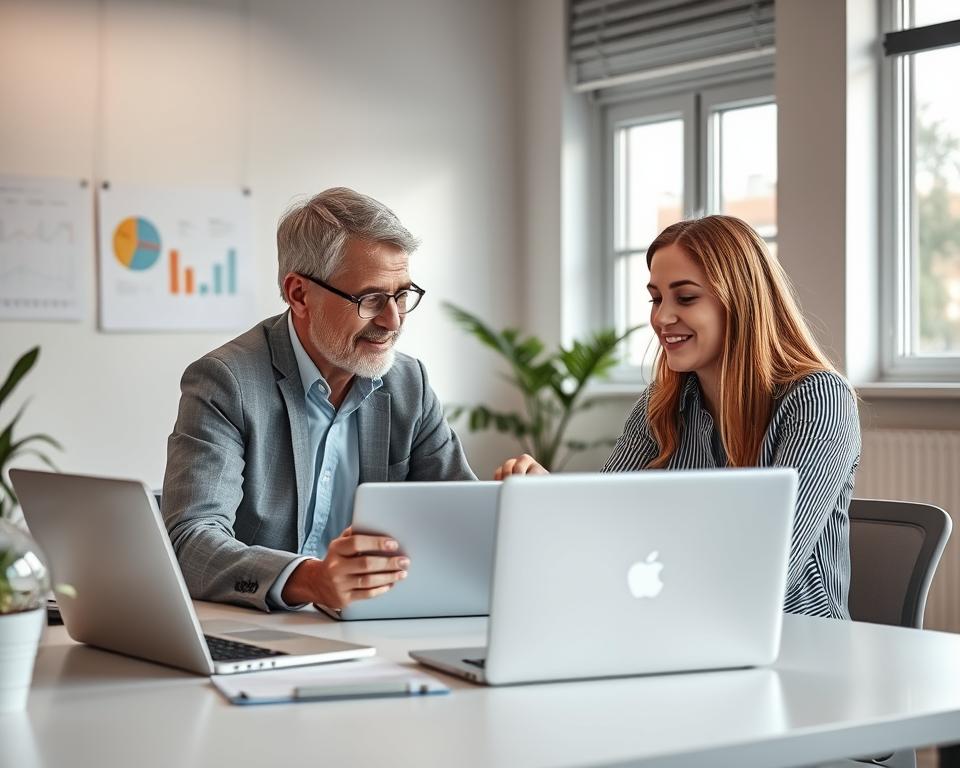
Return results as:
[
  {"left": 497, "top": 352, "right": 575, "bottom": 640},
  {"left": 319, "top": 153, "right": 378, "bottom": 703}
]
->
[{"left": 0, "top": 176, "right": 90, "bottom": 321}]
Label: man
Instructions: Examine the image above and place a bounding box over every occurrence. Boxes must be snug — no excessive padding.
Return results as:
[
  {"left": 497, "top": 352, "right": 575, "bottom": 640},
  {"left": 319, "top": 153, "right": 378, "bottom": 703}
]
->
[{"left": 162, "top": 187, "right": 475, "bottom": 614}]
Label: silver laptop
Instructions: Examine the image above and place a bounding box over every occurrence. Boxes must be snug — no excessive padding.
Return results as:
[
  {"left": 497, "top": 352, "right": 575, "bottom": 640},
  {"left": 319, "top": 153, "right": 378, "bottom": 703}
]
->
[
  {"left": 11, "top": 469, "right": 375, "bottom": 675},
  {"left": 410, "top": 468, "right": 797, "bottom": 685},
  {"left": 326, "top": 481, "right": 499, "bottom": 620}
]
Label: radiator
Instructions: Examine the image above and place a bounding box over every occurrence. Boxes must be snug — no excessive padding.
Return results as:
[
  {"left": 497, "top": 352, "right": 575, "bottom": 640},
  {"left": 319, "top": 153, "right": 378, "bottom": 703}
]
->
[{"left": 857, "top": 429, "right": 960, "bottom": 633}]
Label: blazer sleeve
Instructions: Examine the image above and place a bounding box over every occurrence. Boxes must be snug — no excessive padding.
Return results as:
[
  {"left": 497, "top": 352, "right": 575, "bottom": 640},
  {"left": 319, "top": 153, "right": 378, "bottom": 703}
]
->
[
  {"left": 162, "top": 355, "right": 299, "bottom": 612},
  {"left": 771, "top": 374, "right": 861, "bottom": 596},
  {"left": 405, "top": 359, "right": 477, "bottom": 481}
]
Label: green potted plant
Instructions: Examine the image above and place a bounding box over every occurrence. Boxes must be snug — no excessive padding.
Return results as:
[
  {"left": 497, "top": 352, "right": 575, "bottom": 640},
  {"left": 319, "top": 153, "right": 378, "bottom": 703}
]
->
[
  {"left": 443, "top": 303, "right": 644, "bottom": 471},
  {"left": 0, "top": 347, "right": 61, "bottom": 712}
]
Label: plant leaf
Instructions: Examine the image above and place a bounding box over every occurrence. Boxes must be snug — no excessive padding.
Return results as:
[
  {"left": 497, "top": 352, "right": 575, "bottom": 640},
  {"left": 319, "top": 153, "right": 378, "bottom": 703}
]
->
[
  {"left": 554, "top": 324, "right": 646, "bottom": 401},
  {"left": 0, "top": 403, "right": 28, "bottom": 468},
  {"left": 0, "top": 347, "right": 39, "bottom": 409},
  {"left": 10, "top": 433, "right": 62, "bottom": 454},
  {"left": 7, "top": 447, "right": 59, "bottom": 472},
  {"left": 443, "top": 303, "right": 556, "bottom": 397},
  {"left": 443, "top": 303, "right": 516, "bottom": 359},
  {"left": 0, "top": 474, "right": 18, "bottom": 516}
]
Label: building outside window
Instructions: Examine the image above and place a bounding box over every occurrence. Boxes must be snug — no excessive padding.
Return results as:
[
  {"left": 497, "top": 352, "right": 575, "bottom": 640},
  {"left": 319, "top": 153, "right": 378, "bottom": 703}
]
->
[{"left": 881, "top": 0, "right": 960, "bottom": 379}]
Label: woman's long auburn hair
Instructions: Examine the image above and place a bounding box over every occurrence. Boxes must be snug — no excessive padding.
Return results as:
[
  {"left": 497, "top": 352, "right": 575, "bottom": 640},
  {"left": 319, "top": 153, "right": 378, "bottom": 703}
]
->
[{"left": 645, "top": 215, "right": 834, "bottom": 468}]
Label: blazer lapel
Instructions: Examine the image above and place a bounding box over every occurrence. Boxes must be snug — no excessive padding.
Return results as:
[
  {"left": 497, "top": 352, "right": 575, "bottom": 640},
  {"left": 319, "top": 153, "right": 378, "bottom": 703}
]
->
[
  {"left": 357, "top": 390, "right": 391, "bottom": 483},
  {"left": 268, "top": 313, "right": 311, "bottom": 548}
]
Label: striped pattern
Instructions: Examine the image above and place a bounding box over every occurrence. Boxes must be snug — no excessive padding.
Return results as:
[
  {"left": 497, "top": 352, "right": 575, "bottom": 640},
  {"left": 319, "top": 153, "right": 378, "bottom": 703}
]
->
[{"left": 603, "top": 370, "right": 861, "bottom": 619}]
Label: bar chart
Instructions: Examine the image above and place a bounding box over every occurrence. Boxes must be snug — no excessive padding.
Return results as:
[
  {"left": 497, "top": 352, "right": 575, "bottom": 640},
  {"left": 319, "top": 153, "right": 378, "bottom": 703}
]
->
[
  {"left": 169, "top": 248, "right": 237, "bottom": 295},
  {"left": 98, "top": 183, "right": 255, "bottom": 331}
]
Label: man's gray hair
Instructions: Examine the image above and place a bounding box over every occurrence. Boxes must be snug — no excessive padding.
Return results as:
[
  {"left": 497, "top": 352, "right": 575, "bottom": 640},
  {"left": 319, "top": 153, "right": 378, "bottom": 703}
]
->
[{"left": 277, "top": 187, "right": 420, "bottom": 300}]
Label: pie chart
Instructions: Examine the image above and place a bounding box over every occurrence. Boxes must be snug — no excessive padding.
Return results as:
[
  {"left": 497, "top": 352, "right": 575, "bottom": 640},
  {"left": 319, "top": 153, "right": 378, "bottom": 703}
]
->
[{"left": 113, "top": 216, "right": 162, "bottom": 271}]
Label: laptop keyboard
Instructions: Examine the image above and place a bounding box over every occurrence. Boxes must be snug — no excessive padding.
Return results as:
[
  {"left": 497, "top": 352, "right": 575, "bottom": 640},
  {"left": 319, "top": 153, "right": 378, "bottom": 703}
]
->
[
  {"left": 463, "top": 657, "right": 486, "bottom": 669},
  {"left": 204, "top": 634, "right": 288, "bottom": 662}
]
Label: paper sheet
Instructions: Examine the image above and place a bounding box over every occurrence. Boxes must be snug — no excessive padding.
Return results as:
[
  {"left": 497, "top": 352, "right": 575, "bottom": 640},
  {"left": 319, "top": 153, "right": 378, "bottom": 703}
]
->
[
  {"left": 97, "top": 183, "right": 255, "bottom": 331},
  {"left": 0, "top": 175, "right": 90, "bottom": 321}
]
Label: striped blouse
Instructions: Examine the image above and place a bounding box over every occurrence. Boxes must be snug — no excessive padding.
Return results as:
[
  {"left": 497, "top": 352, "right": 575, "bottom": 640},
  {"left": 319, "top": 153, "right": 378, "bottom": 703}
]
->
[{"left": 602, "top": 370, "right": 861, "bottom": 620}]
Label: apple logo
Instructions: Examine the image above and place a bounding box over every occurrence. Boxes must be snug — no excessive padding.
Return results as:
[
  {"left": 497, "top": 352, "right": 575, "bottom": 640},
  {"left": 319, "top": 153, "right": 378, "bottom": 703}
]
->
[{"left": 627, "top": 551, "right": 664, "bottom": 598}]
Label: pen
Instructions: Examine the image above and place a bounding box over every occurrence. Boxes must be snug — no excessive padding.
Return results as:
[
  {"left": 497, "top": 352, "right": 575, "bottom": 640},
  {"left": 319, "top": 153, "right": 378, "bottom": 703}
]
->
[{"left": 293, "top": 680, "right": 432, "bottom": 701}]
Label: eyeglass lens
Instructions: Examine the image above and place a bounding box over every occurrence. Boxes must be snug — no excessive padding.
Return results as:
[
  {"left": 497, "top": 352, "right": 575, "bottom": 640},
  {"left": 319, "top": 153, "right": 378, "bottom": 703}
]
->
[{"left": 357, "top": 289, "right": 420, "bottom": 318}]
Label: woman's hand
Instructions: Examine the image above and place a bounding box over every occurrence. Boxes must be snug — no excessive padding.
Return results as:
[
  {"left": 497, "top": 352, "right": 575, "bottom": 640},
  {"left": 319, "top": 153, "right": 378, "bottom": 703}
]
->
[{"left": 493, "top": 454, "right": 549, "bottom": 480}]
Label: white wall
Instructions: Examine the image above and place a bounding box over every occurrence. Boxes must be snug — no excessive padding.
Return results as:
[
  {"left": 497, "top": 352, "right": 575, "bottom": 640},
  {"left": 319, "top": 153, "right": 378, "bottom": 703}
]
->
[{"left": 0, "top": 0, "right": 523, "bottom": 487}]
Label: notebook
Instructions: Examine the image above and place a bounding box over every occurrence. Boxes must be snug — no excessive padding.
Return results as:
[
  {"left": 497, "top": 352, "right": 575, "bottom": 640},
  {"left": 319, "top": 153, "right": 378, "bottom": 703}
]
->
[
  {"left": 11, "top": 469, "right": 375, "bottom": 675},
  {"left": 411, "top": 468, "right": 797, "bottom": 685}
]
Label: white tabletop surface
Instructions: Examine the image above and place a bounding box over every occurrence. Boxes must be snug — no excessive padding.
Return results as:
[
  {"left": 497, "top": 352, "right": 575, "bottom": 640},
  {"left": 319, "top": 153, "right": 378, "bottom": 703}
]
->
[{"left": 6, "top": 602, "right": 960, "bottom": 768}]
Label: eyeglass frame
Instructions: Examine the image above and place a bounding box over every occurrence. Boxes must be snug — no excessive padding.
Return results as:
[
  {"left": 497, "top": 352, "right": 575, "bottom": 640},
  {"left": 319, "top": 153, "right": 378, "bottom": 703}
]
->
[{"left": 298, "top": 273, "right": 426, "bottom": 319}]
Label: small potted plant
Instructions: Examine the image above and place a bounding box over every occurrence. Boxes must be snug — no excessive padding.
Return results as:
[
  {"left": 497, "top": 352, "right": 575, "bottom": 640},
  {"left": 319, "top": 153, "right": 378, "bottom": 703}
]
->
[
  {"left": 0, "top": 347, "right": 61, "bottom": 712},
  {"left": 443, "top": 304, "right": 644, "bottom": 471},
  {"left": 0, "top": 522, "right": 50, "bottom": 712}
]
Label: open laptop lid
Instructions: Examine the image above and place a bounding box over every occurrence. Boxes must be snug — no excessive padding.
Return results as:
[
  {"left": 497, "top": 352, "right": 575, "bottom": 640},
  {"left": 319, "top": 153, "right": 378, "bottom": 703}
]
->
[
  {"left": 338, "top": 481, "right": 499, "bottom": 620},
  {"left": 12, "top": 469, "right": 217, "bottom": 674},
  {"left": 482, "top": 468, "right": 797, "bottom": 685},
  {"left": 11, "top": 469, "right": 375, "bottom": 675}
]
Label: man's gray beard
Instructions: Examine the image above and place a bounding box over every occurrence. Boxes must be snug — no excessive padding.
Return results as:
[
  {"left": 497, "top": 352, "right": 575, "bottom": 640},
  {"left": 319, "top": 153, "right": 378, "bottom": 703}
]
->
[{"left": 321, "top": 326, "right": 401, "bottom": 380}]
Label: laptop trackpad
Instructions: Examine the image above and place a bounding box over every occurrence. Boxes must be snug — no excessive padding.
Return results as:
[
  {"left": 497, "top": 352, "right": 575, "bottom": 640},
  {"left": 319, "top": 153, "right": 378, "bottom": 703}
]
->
[
  {"left": 221, "top": 628, "right": 296, "bottom": 642},
  {"left": 202, "top": 620, "right": 302, "bottom": 643}
]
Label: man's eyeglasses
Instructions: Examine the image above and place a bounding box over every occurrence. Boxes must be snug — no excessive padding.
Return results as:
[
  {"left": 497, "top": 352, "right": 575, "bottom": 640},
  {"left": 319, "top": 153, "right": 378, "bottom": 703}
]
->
[{"left": 299, "top": 274, "right": 426, "bottom": 319}]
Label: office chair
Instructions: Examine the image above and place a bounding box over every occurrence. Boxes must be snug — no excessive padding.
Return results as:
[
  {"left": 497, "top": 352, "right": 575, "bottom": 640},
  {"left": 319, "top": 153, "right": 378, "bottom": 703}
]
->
[
  {"left": 839, "top": 498, "right": 953, "bottom": 768},
  {"left": 847, "top": 498, "right": 952, "bottom": 631}
]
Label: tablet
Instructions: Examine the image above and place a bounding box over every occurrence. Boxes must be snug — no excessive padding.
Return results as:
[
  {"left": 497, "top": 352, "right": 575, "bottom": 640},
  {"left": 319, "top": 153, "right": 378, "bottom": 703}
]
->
[{"left": 325, "top": 481, "right": 500, "bottom": 621}]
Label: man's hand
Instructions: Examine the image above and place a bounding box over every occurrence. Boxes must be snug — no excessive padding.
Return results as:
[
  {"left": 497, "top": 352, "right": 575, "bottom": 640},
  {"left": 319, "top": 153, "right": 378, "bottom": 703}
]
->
[
  {"left": 281, "top": 528, "right": 409, "bottom": 610},
  {"left": 493, "top": 453, "right": 549, "bottom": 480}
]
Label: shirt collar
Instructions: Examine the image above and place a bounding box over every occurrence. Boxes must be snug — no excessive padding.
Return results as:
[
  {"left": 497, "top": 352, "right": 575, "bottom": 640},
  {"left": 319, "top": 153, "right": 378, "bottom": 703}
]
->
[
  {"left": 677, "top": 374, "right": 702, "bottom": 412},
  {"left": 285, "top": 312, "right": 382, "bottom": 404}
]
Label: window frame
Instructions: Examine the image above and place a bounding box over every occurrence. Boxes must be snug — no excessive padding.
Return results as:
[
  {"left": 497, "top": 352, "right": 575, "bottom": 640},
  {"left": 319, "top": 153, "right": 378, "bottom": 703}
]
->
[
  {"left": 880, "top": 0, "right": 960, "bottom": 381},
  {"left": 602, "top": 77, "right": 775, "bottom": 381}
]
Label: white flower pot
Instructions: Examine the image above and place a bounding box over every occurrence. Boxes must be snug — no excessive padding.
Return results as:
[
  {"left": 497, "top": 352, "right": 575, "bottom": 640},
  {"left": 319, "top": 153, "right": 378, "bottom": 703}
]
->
[{"left": 0, "top": 608, "right": 44, "bottom": 713}]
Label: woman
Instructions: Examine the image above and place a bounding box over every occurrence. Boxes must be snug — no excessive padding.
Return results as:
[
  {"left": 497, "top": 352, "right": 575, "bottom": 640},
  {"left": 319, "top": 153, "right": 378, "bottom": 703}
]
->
[{"left": 495, "top": 215, "right": 860, "bottom": 619}]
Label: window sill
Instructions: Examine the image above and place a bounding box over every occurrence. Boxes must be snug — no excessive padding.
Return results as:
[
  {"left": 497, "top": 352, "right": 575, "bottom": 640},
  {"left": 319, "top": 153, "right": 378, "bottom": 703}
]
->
[
  {"left": 854, "top": 382, "right": 960, "bottom": 399},
  {"left": 588, "top": 380, "right": 960, "bottom": 400},
  {"left": 586, "top": 380, "right": 648, "bottom": 399}
]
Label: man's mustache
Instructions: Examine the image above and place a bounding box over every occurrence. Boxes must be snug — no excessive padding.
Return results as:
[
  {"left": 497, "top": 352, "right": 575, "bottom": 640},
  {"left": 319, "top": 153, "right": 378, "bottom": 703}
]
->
[{"left": 357, "top": 329, "right": 400, "bottom": 344}]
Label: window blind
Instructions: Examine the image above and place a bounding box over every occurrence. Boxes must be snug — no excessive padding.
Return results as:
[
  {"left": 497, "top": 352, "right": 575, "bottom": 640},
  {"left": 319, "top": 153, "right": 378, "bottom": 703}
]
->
[{"left": 570, "top": 0, "right": 775, "bottom": 93}]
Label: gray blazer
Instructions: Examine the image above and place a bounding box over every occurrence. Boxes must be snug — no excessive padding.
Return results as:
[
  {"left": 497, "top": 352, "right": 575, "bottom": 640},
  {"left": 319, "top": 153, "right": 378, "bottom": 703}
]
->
[{"left": 162, "top": 312, "right": 476, "bottom": 611}]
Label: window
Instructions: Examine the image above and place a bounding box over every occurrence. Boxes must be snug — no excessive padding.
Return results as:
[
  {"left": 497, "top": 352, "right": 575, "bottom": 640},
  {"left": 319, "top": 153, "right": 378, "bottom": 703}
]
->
[
  {"left": 882, "top": 0, "right": 960, "bottom": 379},
  {"left": 605, "top": 81, "right": 777, "bottom": 373}
]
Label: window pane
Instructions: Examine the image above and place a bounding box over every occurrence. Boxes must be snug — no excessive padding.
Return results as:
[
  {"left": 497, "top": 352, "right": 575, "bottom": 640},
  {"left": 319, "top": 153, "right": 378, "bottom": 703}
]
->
[
  {"left": 615, "top": 119, "right": 684, "bottom": 251},
  {"left": 912, "top": 45, "right": 960, "bottom": 354},
  {"left": 615, "top": 252, "right": 656, "bottom": 368},
  {"left": 613, "top": 116, "right": 683, "bottom": 368},
  {"left": 912, "top": 0, "right": 960, "bottom": 27},
  {"left": 716, "top": 102, "right": 777, "bottom": 238}
]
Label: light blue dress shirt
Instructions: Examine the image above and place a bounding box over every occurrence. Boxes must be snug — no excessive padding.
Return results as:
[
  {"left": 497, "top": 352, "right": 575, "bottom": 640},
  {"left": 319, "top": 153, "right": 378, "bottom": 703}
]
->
[{"left": 267, "top": 313, "right": 382, "bottom": 608}]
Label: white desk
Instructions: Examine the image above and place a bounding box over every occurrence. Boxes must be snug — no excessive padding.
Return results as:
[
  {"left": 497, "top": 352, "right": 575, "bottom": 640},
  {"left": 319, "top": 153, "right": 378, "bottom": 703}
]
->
[{"left": 6, "top": 602, "right": 960, "bottom": 768}]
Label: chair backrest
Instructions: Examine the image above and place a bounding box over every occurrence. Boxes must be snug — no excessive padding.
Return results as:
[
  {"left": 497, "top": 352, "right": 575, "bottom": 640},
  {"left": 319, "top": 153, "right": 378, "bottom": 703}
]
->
[{"left": 848, "top": 498, "right": 952, "bottom": 629}]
